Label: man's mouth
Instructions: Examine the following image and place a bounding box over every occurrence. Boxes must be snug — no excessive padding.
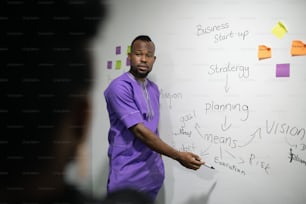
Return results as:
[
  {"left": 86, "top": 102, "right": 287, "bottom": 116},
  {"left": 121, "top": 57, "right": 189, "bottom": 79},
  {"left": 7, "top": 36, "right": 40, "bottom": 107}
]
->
[{"left": 138, "top": 65, "right": 149, "bottom": 70}]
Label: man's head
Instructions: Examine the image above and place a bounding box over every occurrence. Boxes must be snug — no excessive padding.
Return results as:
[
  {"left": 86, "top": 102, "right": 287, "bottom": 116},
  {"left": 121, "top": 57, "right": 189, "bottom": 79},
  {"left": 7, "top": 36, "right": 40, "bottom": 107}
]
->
[
  {"left": 128, "top": 35, "right": 156, "bottom": 80},
  {"left": 0, "top": 0, "right": 107, "bottom": 200}
]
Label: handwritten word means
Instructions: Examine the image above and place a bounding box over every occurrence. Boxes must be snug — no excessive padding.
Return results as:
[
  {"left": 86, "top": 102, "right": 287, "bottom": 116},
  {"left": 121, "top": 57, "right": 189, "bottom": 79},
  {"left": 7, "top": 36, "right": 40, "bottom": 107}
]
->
[{"left": 199, "top": 132, "right": 238, "bottom": 149}]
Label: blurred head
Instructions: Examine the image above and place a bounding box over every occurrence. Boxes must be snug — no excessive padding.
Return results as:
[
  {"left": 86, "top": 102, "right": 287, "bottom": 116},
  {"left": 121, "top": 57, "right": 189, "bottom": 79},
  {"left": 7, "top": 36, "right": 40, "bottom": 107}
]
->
[
  {"left": 102, "top": 189, "right": 154, "bottom": 204},
  {"left": 128, "top": 35, "right": 156, "bottom": 80},
  {"left": 0, "top": 0, "right": 107, "bottom": 200}
]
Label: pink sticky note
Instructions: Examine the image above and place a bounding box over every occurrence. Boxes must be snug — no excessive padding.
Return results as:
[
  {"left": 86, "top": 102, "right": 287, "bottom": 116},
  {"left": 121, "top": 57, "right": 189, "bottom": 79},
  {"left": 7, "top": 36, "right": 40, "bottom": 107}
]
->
[
  {"left": 107, "top": 61, "right": 112, "bottom": 69},
  {"left": 116, "top": 46, "right": 121, "bottom": 55},
  {"left": 126, "top": 57, "right": 130, "bottom": 66},
  {"left": 276, "top": 63, "right": 290, "bottom": 77}
]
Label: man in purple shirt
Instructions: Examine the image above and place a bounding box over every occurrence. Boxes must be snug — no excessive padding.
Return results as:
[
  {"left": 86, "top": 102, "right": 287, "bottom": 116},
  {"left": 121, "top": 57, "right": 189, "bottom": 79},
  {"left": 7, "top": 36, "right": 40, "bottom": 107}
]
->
[{"left": 104, "top": 35, "right": 204, "bottom": 200}]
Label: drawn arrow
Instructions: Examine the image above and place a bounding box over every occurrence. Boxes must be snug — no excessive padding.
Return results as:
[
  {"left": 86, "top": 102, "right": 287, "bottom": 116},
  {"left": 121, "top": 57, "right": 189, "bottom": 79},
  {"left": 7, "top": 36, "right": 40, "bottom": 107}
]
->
[
  {"left": 224, "top": 73, "right": 230, "bottom": 93},
  {"left": 221, "top": 115, "right": 232, "bottom": 131},
  {"left": 224, "top": 149, "right": 245, "bottom": 164},
  {"left": 284, "top": 136, "right": 298, "bottom": 149},
  {"left": 238, "top": 127, "right": 262, "bottom": 148},
  {"left": 195, "top": 122, "right": 203, "bottom": 137}
]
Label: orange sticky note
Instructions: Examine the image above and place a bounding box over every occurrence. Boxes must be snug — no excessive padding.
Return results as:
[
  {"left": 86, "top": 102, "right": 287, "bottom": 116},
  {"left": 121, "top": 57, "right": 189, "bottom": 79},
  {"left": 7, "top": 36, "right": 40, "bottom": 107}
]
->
[
  {"left": 291, "top": 40, "right": 306, "bottom": 56},
  {"left": 258, "top": 45, "right": 271, "bottom": 60}
]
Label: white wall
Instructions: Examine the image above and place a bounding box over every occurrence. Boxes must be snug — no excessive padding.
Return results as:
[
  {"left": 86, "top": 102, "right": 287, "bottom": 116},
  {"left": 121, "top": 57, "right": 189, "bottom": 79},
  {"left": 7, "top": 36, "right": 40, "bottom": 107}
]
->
[{"left": 87, "top": 0, "right": 306, "bottom": 203}]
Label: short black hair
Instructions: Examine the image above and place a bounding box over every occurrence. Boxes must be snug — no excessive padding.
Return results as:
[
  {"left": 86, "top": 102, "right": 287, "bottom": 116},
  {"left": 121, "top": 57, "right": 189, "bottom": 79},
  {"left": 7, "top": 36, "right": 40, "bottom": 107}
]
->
[{"left": 131, "top": 35, "right": 154, "bottom": 51}]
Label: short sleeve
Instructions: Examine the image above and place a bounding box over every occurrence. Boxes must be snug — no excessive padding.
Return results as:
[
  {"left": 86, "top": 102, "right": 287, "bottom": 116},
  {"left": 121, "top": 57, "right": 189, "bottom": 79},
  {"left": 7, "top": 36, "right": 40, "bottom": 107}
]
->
[{"left": 105, "top": 81, "right": 143, "bottom": 128}]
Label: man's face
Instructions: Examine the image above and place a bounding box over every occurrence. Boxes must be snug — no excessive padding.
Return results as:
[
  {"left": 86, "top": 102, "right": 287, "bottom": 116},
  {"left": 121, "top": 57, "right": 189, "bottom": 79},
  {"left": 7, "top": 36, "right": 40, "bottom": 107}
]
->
[{"left": 128, "top": 40, "right": 156, "bottom": 80}]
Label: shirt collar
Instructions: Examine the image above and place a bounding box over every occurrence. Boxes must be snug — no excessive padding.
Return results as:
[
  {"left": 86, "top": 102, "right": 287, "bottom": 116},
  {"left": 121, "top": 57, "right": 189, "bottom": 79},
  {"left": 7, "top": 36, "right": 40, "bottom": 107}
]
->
[{"left": 127, "top": 72, "right": 148, "bottom": 86}]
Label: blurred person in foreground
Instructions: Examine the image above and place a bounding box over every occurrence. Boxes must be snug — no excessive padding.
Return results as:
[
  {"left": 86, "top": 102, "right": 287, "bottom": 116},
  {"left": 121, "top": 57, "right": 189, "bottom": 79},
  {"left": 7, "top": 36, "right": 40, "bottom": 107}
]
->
[{"left": 0, "top": 0, "right": 107, "bottom": 203}]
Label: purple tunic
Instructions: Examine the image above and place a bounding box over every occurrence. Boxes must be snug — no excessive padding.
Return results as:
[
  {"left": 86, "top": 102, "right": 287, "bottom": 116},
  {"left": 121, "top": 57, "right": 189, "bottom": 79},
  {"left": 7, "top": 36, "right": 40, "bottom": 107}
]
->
[{"left": 104, "top": 72, "right": 165, "bottom": 200}]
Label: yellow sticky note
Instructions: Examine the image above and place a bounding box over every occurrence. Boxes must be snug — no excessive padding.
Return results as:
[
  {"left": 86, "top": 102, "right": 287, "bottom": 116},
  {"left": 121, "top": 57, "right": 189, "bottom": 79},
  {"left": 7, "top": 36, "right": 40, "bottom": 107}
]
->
[
  {"left": 127, "top": 45, "right": 131, "bottom": 54},
  {"left": 115, "top": 60, "right": 122, "bottom": 69},
  {"left": 258, "top": 45, "right": 271, "bottom": 60},
  {"left": 272, "top": 21, "right": 288, "bottom": 39},
  {"left": 291, "top": 40, "right": 306, "bottom": 56}
]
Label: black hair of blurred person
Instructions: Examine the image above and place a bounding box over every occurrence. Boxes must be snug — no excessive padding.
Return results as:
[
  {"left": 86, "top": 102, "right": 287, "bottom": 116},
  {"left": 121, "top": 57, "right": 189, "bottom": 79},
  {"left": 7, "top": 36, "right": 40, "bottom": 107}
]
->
[
  {"left": 0, "top": 0, "right": 107, "bottom": 203},
  {"left": 102, "top": 188, "right": 154, "bottom": 204}
]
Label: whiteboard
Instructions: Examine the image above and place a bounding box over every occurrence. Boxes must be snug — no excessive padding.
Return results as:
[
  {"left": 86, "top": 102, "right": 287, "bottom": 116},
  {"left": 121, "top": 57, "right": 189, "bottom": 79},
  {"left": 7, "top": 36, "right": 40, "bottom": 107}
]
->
[{"left": 89, "top": 0, "right": 306, "bottom": 203}]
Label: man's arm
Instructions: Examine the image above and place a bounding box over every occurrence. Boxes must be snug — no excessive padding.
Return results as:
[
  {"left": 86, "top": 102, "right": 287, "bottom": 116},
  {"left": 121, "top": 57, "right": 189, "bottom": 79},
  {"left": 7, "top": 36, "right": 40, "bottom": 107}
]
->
[{"left": 129, "top": 123, "right": 204, "bottom": 170}]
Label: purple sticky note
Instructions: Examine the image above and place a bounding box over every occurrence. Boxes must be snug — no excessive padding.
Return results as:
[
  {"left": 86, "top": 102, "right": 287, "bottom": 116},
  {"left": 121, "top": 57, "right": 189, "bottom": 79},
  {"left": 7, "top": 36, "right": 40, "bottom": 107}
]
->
[
  {"left": 107, "top": 61, "right": 112, "bottom": 69},
  {"left": 276, "top": 63, "right": 290, "bottom": 77},
  {"left": 126, "top": 57, "right": 130, "bottom": 66},
  {"left": 116, "top": 46, "right": 121, "bottom": 55}
]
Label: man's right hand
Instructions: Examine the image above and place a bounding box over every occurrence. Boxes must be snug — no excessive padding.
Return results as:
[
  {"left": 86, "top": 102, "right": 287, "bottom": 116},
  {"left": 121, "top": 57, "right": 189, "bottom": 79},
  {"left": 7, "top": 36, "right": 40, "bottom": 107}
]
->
[{"left": 176, "top": 151, "right": 204, "bottom": 170}]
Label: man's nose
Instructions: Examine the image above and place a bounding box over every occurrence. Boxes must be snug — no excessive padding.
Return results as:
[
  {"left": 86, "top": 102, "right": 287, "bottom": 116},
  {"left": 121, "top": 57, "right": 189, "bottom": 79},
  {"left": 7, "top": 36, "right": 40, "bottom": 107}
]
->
[{"left": 140, "top": 55, "right": 147, "bottom": 62}]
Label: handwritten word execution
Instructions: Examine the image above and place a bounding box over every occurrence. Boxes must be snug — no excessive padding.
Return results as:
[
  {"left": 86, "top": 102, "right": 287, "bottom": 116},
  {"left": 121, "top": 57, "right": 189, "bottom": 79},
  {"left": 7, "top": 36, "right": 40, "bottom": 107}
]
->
[
  {"left": 208, "top": 62, "right": 250, "bottom": 79},
  {"left": 205, "top": 101, "right": 249, "bottom": 121},
  {"left": 196, "top": 23, "right": 249, "bottom": 43},
  {"left": 214, "top": 156, "right": 246, "bottom": 176}
]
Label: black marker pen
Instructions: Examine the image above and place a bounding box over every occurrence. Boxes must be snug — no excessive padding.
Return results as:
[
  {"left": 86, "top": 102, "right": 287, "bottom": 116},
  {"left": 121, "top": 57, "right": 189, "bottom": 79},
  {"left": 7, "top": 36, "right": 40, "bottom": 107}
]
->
[{"left": 203, "top": 163, "right": 215, "bottom": 170}]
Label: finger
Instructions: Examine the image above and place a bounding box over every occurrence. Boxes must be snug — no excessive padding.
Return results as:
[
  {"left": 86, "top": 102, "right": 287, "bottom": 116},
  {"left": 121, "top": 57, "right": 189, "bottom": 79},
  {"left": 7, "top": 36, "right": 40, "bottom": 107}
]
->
[{"left": 192, "top": 157, "right": 204, "bottom": 165}]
